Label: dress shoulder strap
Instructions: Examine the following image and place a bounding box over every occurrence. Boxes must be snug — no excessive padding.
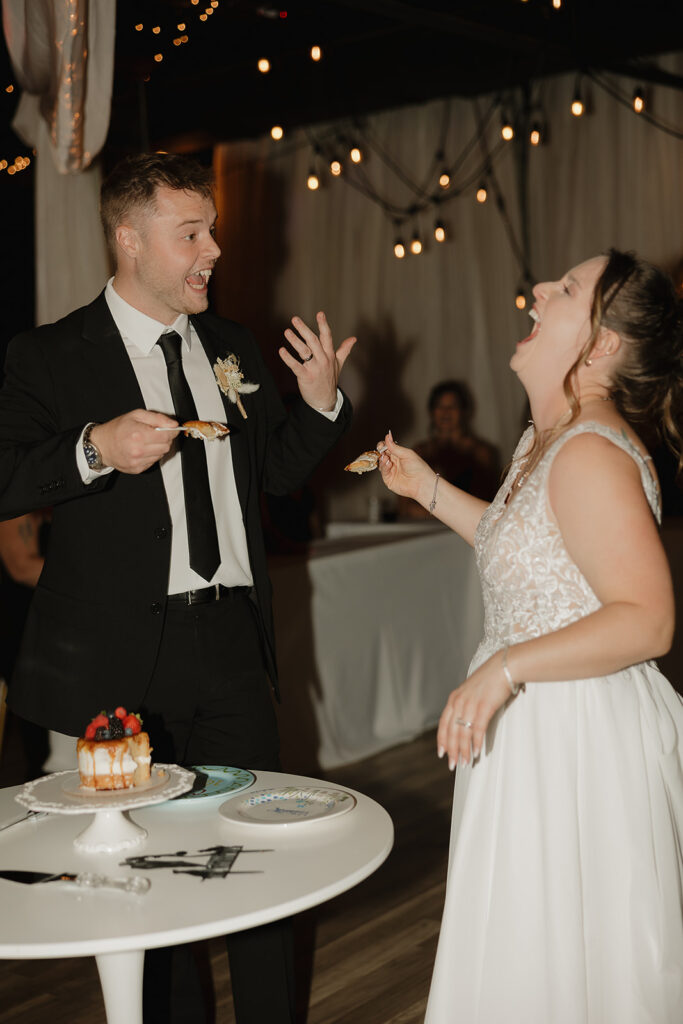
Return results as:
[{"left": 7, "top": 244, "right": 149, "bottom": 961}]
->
[{"left": 545, "top": 420, "right": 661, "bottom": 523}]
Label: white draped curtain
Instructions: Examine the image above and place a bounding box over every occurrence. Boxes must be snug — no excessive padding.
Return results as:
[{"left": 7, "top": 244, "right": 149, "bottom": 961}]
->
[{"left": 213, "top": 57, "right": 683, "bottom": 522}]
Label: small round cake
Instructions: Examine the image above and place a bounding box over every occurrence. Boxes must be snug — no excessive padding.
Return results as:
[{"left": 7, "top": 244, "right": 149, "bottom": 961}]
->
[{"left": 77, "top": 708, "right": 152, "bottom": 790}]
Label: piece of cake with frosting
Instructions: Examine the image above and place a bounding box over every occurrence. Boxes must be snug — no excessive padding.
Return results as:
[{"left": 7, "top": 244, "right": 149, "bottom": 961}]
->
[{"left": 77, "top": 708, "right": 152, "bottom": 790}]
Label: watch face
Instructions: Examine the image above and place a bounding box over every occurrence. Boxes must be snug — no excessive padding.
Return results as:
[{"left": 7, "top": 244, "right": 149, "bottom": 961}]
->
[{"left": 84, "top": 442, "right": 102, "bottom": 470}]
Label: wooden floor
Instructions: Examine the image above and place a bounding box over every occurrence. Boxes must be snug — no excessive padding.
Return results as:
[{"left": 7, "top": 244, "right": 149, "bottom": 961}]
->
[{"left": 0, "top": 712, "right": 454, "bottom": 1023}]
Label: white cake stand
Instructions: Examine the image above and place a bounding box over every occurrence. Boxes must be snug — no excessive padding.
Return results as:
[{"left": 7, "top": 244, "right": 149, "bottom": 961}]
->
[{"left": 15, "top": 765, "right": 195, "bottom": 853}]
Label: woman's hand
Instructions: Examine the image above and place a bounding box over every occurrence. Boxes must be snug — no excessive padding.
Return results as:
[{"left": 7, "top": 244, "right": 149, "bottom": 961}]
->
[
  {"left": 437, "top": 650, "right": 512, "bottom": 768},
  {"left": 378, "top": 431, "right": 435, "bottom": 505}
]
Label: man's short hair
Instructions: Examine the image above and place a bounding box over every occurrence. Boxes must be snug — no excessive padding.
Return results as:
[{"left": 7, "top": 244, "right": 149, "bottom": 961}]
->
[{"left": 100, "top": 152, "right": 215, "bottom": 259}]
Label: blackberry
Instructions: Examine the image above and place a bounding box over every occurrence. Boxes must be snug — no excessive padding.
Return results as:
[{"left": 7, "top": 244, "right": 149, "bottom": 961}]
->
[
  {"left": 94, "top": 726, "right": 110, "bottom": 741},
  {"left": 108, "top": 716, "right": 125, "bottom": 739}
]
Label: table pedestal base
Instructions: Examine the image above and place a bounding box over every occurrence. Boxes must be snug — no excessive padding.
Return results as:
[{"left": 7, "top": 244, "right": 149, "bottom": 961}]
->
[
  {"left": 74, "top": 809, "right": 147, "bottom": 853},
  {"left": 96, "top": 949, "right": 144, "bottom": 1024}
]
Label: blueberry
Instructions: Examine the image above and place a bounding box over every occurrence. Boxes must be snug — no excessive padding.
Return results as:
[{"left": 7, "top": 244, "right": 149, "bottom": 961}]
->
[{"left": 94, "top": 726, "right": 110, "bottom": 741}]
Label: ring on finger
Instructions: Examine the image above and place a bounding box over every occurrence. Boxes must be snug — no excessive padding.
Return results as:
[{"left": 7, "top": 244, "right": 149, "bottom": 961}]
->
[
  {"left": 454, "top": 717, "right": 473, "bottom": 729},
  {"left": 302, "top": 351, "right": 314, "bottom": 363}
]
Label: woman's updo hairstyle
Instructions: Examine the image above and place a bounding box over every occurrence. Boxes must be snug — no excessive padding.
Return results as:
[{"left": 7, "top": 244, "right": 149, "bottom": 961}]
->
[{"left": 589, "top": 248, "right": 683, "bottom": 473}]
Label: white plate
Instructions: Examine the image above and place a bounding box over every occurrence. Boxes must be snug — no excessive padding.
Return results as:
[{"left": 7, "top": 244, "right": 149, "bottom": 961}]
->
[
  {"left": 218, "top": 787, "right": 356, "bottom": 827},
  {"left": 15, "top": 766, "right": 194, "bottom": 815}
]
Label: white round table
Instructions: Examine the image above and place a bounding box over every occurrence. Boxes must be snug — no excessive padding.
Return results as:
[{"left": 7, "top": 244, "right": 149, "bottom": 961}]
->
[{"left": 0, "top": 769, "right": 394, "bottom": 1024}]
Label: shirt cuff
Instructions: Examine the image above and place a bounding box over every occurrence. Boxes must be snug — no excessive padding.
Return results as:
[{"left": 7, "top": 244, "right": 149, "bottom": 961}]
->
[
  {"left": 316, "top": 389, "right": 343, "bottom": 422},
  {"left": 76, "top": 425, "right": 115, "bottom": 484}
]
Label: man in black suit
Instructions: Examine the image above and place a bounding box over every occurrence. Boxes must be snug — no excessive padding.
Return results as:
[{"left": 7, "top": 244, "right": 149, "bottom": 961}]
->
[{"left": 0, "top": 153, "right": 354, "bottom": 1022}]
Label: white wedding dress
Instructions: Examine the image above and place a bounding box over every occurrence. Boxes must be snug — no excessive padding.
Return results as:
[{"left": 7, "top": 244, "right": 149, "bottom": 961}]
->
[{"left": 425, "top": 422, "right": 683, "bottom": 1024}]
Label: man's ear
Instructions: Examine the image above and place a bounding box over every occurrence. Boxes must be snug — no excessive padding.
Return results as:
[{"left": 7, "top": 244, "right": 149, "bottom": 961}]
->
[{"left": 115, "top": 224, "right": 140, "bottom": 261}]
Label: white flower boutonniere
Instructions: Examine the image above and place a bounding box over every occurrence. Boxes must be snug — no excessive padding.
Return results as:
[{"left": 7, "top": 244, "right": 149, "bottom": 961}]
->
[{"left": 213, "top": 354, "right": 260, "bottom": 419}]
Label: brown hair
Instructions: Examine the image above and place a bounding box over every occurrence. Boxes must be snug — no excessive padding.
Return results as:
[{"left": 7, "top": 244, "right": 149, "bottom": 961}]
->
[
  {"left": 100, "top": 153, "right": 215, "bottom": 260},
  {"left": 517, "top": 248, "right": 683, "bottom": 483}
]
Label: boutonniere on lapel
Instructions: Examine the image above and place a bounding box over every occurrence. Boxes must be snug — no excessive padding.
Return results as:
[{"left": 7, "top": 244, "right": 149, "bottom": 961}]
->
[{"left": 213, "top": 354, "right": 260, "bottom": 419}]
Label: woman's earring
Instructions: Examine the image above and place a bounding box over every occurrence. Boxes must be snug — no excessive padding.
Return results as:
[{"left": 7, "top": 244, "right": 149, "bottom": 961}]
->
[{"left": 585, "top": 358, "right": 593, "bottom": 366}]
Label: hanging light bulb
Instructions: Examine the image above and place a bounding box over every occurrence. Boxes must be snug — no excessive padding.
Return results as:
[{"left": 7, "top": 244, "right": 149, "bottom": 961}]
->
[
  {"left": 310, "top": 45, "right": 322, "bottom": 61},
  {"left": 571, "top": 81, "right": 584, "bottom": 117},
  {"left": 410, "top": 233, "right": 423, "bottom": 255},
  {"left": 270, "top": 125, "right": 284, "bottom": 140},
  {"left": 394, "top": 238, "right": 406, "bottom": 259},
  {"left": 439, "top": 169, "right": 450, "bottom": 189},
  {"left": 307, "top": 169, "right": 320, "bottom": 191},
  {"left": 529, "top": 121, "right": 543, "bottom": 146},
  {"left": 349, "top": 144, "right": 363, "bottom": 164},
  {"left": 633, "top": 87, "right": 645, "bottom": 114},
  {"left": 515, "top": 286, "right": 527, "bottom": 310},
  {"left": 434, "top": 221, "right": 446, "bottom": 243},
  {"left": 476, "top": 184, "right": 488, "bottom": 204},
  {"left": 330, "top": 158, "right": 343, "bottom": 176},
  {"left": 552, "top": 0, "right": 562, "bottom": 8},
  {"left": 501, "top": 114, "right": 514, "bottom": 141},
  {"left": 258, "top": 58, "right": 270, "bottom": 73}
]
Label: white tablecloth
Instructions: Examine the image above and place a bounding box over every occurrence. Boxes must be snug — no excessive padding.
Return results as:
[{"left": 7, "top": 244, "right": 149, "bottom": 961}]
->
[{"left": 270, "top": 525, "right": 484, "bottom": 769}]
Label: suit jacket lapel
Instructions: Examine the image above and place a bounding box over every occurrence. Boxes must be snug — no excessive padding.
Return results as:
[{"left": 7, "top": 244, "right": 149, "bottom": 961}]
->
[
  {"left": 191, "top": 315, "right": 251, "bottom": 519},
  {"left": 82, "top": 292, "right": 146, "bottom": 418}
]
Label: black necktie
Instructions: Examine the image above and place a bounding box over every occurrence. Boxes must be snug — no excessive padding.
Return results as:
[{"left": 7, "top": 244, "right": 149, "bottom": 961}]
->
[{"left": 157, "top": 331, "right": 221, "bottom": 583}]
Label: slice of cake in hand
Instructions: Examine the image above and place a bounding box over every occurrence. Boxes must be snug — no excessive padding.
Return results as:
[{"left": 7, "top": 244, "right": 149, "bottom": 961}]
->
[{"left": 77, "top": 708, "right": 152, "bottom": 790}]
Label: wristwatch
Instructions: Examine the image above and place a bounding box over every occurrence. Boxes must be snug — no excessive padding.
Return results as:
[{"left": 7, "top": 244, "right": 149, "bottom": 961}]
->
[{"left": 82, "top": 422, "right": 104, "bottom": 472}]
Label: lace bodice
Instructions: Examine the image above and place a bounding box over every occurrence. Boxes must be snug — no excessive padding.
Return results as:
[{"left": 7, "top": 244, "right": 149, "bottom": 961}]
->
[{"left": 473, "top": 421, "right": 660, "bottom": 656}]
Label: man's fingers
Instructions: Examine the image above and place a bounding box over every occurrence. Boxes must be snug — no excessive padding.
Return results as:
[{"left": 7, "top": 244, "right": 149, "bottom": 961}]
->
[
  {"left": 278, "top": 345, "right": 303, "bottom": 376},
  {"left": 335, "top": 335, "right": 357, "bottom": 372}
]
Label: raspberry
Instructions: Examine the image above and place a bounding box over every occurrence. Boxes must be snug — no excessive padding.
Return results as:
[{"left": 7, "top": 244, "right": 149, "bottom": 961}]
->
[
  {"left": 114, "top": 706, "right": 127, "bottom": 719},
  {"left": 123, "top": 714, "right": 141, "bottom": 735},
  {"left": 85, "top": 722, "right": 97, "bottom": 739}
]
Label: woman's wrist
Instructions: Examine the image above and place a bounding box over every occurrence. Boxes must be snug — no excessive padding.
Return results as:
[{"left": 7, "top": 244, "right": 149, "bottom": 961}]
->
[
  {"left": 502, "top": 644, "right": 526, "bottom": 696},
  {"left": 418, "top": 470, "right": 440, "bottom": 511}
]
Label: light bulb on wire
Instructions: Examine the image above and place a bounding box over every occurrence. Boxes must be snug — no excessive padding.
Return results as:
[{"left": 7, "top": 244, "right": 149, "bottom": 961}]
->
[
  {"left": 349, "top": 144, "right": 363, "bottom": 164},
  {"left": 410, "top": 233, "right": 423, "bottom": 256},
  {"left": 271, "top": 125, "right": 284, "bottom": 140},
  {"left": 515, "top": 286, "right": 527, "bottom": 310},
  {"left": 434, "top": 221, "right": 446, "bottom": 243},
  {"left": 529, "top": 121, "right": 543, "bottom": 146},
  {"left": 571, "top": 81, "right": 584, "bottom": 117},
  {"left": 439, "top": 169, "right": 450, "bottom": 189},
  {"left": 476, "top": 184, "right": 488, "bottom": 204},
  {"left": 394, "top": 238, "right": 406, "bottom": 259},
  {"left": 307, "top": 169, "right": 320, "bottom": 191},
  {"left": 258, "top": 58, "right": 270, "bottom": 73},
  {"left": 633, "top": 88, "right": 645, "bottom": 113},
  {"left": 501, "top": 115, "right": 514, "bottom": 141},
  {"left": 330, "top": 158, "right": 342, "bottom": 176}
]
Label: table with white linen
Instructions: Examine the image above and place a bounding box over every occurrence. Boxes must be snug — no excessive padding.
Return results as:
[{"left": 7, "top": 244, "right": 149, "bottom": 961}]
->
[
  {"left": 270, "top": 523, "right": 484, "bottom": 769},
  {"left": 0, "top": 770, "right": 393, "bottom": 1024}
]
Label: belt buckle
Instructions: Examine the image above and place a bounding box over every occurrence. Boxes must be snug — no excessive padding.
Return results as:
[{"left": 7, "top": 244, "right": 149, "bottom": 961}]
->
[{"left": 212, "top": 583, "right": 221, "bottom": 601}]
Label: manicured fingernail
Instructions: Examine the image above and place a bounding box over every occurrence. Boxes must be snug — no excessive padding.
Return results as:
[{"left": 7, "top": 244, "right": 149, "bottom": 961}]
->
[
  {"left": 473, "top": 748, "right": 480, "bottom": 760},
  {"left": 437, "top": 745, "right": 445, "bottom": 759},
  {"left": 448, "top": 757, "right": 455, "bottom": 771}
]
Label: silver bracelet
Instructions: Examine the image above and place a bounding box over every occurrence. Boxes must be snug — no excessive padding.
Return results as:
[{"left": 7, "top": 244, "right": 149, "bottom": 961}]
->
[
  {"left": 428, "top": 473, "right": 440, "bottom": 514},
  {"left": 502, "top": 645, "right": 525, "bottom": 696}
]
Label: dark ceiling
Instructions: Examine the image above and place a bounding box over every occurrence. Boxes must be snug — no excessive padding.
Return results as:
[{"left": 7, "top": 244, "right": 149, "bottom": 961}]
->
[{"left": 108, "top": 0, "right": 683, "bottom": 156}]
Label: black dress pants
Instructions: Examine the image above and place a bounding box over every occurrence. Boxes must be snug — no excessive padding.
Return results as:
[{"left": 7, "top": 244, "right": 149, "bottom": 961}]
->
[{"left": 140, "top": 591, "right": 295, "bottom": 1024}]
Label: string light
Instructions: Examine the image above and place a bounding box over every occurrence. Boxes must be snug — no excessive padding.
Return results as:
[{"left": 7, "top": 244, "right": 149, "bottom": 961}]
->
[
  {"left": 439, "top": 169, "right": 450, "bottom": 189},
  {"left": 434, "top": 221, "right": 446, "bottom": 243},
  {"left": 552, "top": 0, "right": 562, "bottom": 8},
  {"left": 307, "top": 169, "right": 320, "bottom": 190},
  {"left": 394, "top": 238, "right": 406, "bottom": 259},
  {"left": 258, "top": 58, "right": 270, "bottom": 73},
  {"left": 271, "top": 125, "right": 284, "bottom": 140},
  {"left": 200, "top": 13, "right": 207, "bottom": 20},
  {"left": 633, "top": 87, "right": 645, "bottom": 113},
  {"left": 330, "top": 158, "right": 342, "bottom": 176},
  {"left": 310, "top": 45, "right": 322, "bottom": 61},
  {"left": 410, "top": 232, "right": 423, "bottom": 255},
  {"left": 529, "top": 121, "right": 543, "bottom": 146},
  {"left": 501, "top": 115, "right": 514, "bottom": 141},
  {"left": 515, "top": 287, "right": 527, "bottom": 310},
  {"left": 135, "top": 24, "right": 143, "bottom": 32},
  {"left": 5, "top": 84, "right": 14, "bottom": 93},
  {"left": 177, "top": 23, "right": 186, "bottom": 31},
  {"left": 571, "top": 80, "right": 584, "bottom": 117},
  {"left": 476, "top": 184, "right": 488, "bottom": 203},
  {"left": 349, "top": 144, "right": 363, "bottom": 164},
  {"left": 154, "top": 53, "right": 163, "bottom": 62}
]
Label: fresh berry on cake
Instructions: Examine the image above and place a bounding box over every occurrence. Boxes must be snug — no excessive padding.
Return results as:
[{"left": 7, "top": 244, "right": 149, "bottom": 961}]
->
[{"left": 77, "top": 708, "right": 152, "bottom": 790}]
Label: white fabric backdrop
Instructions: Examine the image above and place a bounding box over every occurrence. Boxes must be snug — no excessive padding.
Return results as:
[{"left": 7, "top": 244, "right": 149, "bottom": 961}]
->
[{"left": 213, "top": 58, "right": 683, "bottom": 522}]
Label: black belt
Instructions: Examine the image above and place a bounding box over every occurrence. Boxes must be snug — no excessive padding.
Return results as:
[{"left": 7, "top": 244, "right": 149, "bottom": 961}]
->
[{"left": 167, "top": 584, "right": 250, "bottom": 606}]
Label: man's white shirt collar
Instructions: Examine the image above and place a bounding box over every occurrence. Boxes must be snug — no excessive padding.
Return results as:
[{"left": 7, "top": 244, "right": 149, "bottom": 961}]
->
[{"left": 105, "top": 278, "right": 192, "bottom": 354}]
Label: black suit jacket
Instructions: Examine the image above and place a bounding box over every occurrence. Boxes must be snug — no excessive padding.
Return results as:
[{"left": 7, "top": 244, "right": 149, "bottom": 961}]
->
[{"left": 0, "top": 293, "right": 351, "bottom": 734}]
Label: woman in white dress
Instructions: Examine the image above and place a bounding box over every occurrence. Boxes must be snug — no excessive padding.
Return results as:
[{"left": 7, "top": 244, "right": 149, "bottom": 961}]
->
[{"left": 378, "top": 249, "right": 683, "bottom": 1023}]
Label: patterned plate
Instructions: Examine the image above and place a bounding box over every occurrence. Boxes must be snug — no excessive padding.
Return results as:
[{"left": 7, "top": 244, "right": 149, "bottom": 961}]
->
[
  {"left": 218, "top": 787, "right": 356, "bottom": 826},
  {"left": 173, "top": 765, "right": 256, "bottom": 802}
]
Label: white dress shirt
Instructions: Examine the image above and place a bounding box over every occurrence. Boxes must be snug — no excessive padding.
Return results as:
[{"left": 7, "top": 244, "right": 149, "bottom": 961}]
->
[{"left": 76, "top": 279, "right": 341, "bottom": 595}]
